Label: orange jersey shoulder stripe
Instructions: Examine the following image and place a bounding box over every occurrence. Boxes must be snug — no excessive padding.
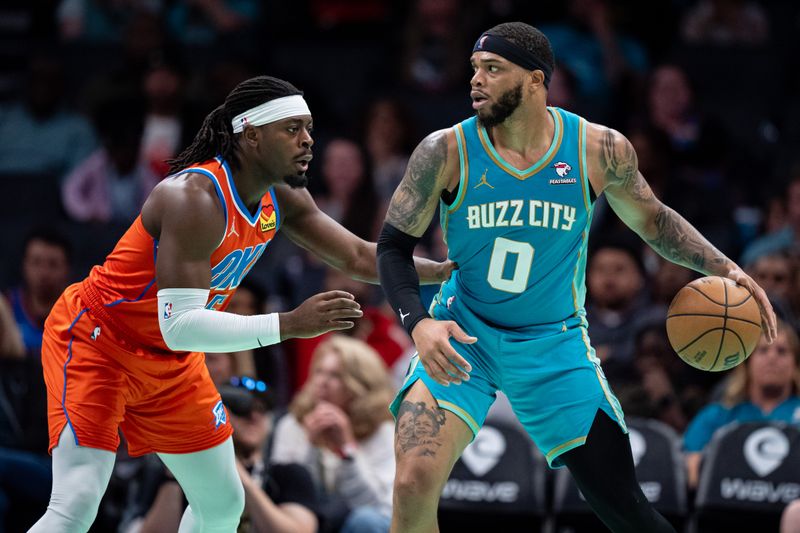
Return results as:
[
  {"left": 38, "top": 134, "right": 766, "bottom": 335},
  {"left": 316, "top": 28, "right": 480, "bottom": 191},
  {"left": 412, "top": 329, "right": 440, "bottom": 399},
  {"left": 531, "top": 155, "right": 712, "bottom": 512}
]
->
[{"left": 83, "top": 157, "right": 279, "bottom": 353}]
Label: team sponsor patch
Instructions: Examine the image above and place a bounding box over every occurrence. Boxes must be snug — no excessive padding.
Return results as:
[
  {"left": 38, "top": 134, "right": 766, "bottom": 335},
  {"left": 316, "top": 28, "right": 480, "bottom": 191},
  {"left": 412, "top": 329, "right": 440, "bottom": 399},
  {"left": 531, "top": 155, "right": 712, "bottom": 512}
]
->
[{"left": 260, "top": 203, "right": 277, "bottom": 232}]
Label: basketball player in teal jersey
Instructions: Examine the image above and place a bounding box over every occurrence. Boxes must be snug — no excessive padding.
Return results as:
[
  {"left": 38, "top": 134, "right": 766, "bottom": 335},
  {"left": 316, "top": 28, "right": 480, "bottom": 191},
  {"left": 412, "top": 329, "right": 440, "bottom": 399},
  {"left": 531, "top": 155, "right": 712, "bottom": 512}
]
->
[{"left": 377, "top": 22, "right": 778, "bottom": 533}]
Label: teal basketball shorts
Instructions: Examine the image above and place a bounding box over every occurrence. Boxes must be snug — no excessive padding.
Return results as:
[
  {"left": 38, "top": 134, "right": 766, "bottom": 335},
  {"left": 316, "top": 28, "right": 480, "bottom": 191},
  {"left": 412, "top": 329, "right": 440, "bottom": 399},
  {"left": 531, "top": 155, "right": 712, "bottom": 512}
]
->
[{"left": 390, "top": 283, "right": 628, "bottom": 468}]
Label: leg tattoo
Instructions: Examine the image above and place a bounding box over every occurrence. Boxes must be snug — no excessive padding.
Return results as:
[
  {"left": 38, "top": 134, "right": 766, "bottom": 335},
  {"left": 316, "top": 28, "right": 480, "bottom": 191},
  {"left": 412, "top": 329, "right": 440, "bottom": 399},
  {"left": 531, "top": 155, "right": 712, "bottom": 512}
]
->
[{"left": 396, "top": 401, "right": 447, "bottom": 457}]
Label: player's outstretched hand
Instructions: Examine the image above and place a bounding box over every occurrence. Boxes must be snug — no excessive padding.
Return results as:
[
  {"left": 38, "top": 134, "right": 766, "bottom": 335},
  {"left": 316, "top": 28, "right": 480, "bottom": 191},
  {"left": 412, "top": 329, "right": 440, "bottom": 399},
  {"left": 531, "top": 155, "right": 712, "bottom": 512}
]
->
[
  {"left": 280, "top": 291, "right": 363, "bottom": 340},
  {"left": 726, "top": 266, "right": 777, "bottom": 343},
  {"left": 411, "top": 318, "right": 475, "bottom": 386}
]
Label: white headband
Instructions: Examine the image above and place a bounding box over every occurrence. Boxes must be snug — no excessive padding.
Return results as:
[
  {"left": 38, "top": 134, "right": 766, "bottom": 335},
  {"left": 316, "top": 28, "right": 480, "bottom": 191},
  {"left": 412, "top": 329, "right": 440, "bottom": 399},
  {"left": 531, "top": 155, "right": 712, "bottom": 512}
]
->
[{"left": 231, "top": 95, "right": 311, "bottom": 133}]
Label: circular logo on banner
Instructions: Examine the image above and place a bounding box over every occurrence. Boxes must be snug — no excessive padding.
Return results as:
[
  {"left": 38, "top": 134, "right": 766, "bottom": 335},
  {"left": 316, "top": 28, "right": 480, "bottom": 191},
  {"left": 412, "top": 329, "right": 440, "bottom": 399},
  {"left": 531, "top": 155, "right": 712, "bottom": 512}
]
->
[
  {"left": 629, "top": 428, "right": 647, "bottom": 467},
  {"left": 462, "top": 426, "right": 506, "bottom": 477},
  {"left": 743, "top": 427, "right": 789, "bottom": 477}
]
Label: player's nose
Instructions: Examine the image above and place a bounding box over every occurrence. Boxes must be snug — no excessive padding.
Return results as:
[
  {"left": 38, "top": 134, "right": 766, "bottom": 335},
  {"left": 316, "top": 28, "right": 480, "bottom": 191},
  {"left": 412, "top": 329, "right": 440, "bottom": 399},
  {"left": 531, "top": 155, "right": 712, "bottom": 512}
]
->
[{"left": 470, "top": 70, "right": 485, "bottom": 88}]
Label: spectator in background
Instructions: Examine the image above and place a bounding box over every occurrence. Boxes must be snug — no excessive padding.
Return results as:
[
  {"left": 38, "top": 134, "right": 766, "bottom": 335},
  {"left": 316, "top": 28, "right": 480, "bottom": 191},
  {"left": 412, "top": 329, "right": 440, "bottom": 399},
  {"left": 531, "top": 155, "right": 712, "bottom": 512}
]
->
[
  {"left": 399, "top": 0, "right": 472, "bottom": 94},
  {"left": 132, "top": 382, "right": 318, "bottom": 533},
  {"left": 586, "top": 239, "right": 664, "bottom": 367},
  {"left": 397, "top": 0, "right": 478, "bottom": 131},
  {"left": 78, "top": 10, "right": 170, "bottom": 113},
  {"left": 644, "top": 64, "right": 701, "bottom": 154},
  {"left": 362, "top": 97, "right": 415, "bottom": 205},
  {"left": 742, "top": 174, "right": 800, "bottom": 266},
  {"left": 5, "top": 229, "right": 71, "bottom": 354},
  {"left": 649, "top": 255, "right": 697, "bottom": 307},
  {"left": 680, "top": 0, "right": 770, "bottom": 47},
  {"left": 271, "top": 335, "right": 395, "bottom": 533},
  {"left": 546, "top": 62, "right": 579, "bottom": 113},
  {"left": 643, "top": 63, "right": 738, "bottom": 252},
  {"left": 539, "top": 0, "right": 648, "bottom": 124},
  {"left": 316, "top": 137, "right": 379, "bottom": 240},
  {"left": 747, "top": 253, "right": 796, "bottom": 324},
  {"left": 0, "top": 279, "right": 53, "bottom": 529},
  {"left": 0, "top": 294, "right": 25, "bottom": 359},
  {"left": 0, "top": 52, "right": 96, "bottom": 178},
  {"left": 57, "top": 0, "right": 161, "bottom": 43},
  {"left": 166, "top": 0, "right": 260, "bottom": 49},
  {"left": 140, "top": 59, "right": 190, "bottom": 178},
  {"left": 618, "top": 323, "right": 713, "bottom": 433},
  {"left": 62, "top": 97, "right": 160, "bottom": 224},
  {"left": 683, "top": 320, "right": 800, "bottom": 488}
]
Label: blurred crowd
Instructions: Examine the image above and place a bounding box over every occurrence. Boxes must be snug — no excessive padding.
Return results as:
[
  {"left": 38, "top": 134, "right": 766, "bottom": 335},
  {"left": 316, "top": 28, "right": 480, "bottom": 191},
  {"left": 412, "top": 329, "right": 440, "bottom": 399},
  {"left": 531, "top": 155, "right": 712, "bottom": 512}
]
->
[{"left": 1, "top": 0, "right": 800, "bottom": 532}]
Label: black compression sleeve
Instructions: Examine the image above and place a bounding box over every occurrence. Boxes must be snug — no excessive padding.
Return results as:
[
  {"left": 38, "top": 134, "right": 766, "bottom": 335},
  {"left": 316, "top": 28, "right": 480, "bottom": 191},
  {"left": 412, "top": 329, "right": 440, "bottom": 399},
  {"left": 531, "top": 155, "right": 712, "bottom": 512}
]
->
[{"left": 377, "top": 222, "right": 430, "bottom": 335}]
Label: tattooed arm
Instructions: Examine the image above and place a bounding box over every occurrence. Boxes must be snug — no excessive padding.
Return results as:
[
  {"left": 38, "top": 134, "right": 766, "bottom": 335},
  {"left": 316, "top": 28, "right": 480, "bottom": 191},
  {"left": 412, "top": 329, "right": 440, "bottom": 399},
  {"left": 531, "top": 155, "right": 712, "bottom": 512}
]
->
[
  {"left": 385, "top": 130, "right": 454, "bottom": 236},
  {"left": 593, "top": 126, "right": 726, "bottom": 274},
  {"left": 378, "top": 129, "right": 476, "bottom": 384},
  {"left": 589, "top": 124, "right": 776, "bottom": 341}
]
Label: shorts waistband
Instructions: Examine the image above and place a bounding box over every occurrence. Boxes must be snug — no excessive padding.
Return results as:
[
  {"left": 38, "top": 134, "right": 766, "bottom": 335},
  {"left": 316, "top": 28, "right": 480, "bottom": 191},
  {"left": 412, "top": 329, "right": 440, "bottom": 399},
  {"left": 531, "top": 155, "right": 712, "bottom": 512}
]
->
[{"left": 78, "top": 279, "right": 180, "bottom": 357}]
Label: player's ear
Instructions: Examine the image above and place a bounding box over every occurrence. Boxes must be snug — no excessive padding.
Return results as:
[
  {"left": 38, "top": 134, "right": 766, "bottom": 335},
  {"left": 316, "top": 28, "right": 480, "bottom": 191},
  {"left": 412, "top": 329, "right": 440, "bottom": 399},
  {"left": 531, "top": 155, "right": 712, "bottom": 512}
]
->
[
  {"left": 531, "top": 69, "right": 545, "bottom": 88},
  {"left": 243, "top": 125, "right": 259, "bottom": 147}
]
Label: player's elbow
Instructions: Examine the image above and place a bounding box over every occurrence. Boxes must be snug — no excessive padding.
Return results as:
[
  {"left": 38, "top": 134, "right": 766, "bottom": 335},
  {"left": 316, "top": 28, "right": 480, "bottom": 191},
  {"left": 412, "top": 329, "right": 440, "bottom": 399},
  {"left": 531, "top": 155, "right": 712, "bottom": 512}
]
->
[{"left": 159, "top": 322, "right": 190, "bottom": 352}]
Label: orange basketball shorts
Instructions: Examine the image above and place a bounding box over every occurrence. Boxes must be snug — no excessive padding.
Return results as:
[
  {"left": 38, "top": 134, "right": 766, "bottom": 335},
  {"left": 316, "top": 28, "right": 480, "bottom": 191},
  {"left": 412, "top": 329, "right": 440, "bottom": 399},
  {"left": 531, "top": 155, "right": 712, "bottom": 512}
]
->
[{"left": 41, "top": 284, "right": 233, "bottom": 456}]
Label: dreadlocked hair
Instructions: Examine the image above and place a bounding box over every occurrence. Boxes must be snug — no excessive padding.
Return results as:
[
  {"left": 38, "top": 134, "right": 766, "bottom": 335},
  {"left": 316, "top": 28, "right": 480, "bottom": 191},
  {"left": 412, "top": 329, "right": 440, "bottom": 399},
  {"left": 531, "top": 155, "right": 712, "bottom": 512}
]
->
[
  {"left": 487, "top": 22, "right": 555, "bottom": 75},
  {"left": 167, "top": 76, "right": 303, "bottom": 174}
]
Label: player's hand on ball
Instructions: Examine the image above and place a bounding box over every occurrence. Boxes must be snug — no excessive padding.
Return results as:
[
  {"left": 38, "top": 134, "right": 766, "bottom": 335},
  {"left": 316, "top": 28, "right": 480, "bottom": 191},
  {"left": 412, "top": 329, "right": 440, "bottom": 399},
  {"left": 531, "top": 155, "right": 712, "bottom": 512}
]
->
[
  {"left": 280, "top": 291, "right": 363, "bottom": 339},
  {"left": 725, "top": 265, "right": 777, "bottom": 343},
  {"left": 411, "top": 318, "right": 475, "bottom": 386}
]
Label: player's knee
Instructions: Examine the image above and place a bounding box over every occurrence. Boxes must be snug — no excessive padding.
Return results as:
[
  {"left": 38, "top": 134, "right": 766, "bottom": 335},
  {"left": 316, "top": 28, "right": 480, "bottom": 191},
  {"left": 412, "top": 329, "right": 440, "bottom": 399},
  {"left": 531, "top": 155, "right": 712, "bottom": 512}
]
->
[
  {"left": 394, "top": 460, "right": 445, "bottom": 501},
  {"left": 194, "top": 476, "right": 244, "bottom": 527},
  {"left": 49, "top": 483, "right": 103, "bottom": 526}
]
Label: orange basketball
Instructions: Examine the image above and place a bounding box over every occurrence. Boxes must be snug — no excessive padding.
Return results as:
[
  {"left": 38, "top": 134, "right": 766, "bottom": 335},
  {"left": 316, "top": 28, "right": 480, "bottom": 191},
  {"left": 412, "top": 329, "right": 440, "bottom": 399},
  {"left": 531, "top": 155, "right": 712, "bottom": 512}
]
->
[{"left": 666, "top": 276, "right": 763, "bottom": 372}]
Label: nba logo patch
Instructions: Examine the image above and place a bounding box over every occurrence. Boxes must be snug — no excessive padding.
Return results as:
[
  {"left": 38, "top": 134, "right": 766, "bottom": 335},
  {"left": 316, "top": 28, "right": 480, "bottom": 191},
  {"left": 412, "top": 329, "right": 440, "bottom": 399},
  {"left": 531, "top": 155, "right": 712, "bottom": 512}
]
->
[
  {"left": 163, "top": 302, "right": 173, "bottom": 319},
  {"left": 212, "top": 400, "right": 227, "bottom": 429}
]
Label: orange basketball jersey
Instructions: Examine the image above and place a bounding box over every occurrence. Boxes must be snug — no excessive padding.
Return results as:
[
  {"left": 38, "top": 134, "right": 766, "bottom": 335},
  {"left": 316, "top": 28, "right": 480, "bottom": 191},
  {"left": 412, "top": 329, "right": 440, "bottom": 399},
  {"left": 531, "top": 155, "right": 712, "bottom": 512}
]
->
[{"left": 79, "top": 157, "right": 280, "bottom": 354}]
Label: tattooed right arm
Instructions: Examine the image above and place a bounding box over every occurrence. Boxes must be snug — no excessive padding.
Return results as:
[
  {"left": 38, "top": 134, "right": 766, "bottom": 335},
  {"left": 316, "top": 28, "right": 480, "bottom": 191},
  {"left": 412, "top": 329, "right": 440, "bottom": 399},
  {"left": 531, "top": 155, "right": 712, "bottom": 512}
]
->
[{"left": 385, "top": 130, "right": 453, "bottom": 237}]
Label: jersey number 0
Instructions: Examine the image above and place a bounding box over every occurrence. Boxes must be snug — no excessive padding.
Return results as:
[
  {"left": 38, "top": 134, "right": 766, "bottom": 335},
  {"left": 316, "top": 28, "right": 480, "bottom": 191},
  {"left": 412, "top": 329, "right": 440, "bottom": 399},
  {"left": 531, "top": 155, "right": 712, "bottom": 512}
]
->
[{"left": 487, "top": 237, "right": 534, "bottom": 294}]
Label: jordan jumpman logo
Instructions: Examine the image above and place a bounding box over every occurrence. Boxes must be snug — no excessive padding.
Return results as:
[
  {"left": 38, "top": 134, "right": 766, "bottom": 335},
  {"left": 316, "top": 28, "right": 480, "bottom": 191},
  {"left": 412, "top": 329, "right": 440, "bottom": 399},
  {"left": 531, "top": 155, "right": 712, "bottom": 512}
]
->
[{"left": 474, "top": 168, "right": 494, "bottom": 189}]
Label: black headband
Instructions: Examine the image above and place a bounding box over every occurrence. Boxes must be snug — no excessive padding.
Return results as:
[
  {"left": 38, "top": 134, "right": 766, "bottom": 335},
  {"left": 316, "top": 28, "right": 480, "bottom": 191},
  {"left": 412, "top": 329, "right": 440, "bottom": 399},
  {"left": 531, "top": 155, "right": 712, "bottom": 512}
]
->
[{"left": 472, "top": 32, "right": 552, "bottom": 88}]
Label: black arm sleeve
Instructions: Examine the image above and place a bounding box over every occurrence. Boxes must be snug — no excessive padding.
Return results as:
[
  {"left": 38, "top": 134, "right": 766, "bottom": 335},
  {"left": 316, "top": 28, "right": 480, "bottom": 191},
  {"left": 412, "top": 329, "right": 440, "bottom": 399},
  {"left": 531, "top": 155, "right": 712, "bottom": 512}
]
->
[{"left": 377, "top": 222, "right": 430, "bottom": 335}]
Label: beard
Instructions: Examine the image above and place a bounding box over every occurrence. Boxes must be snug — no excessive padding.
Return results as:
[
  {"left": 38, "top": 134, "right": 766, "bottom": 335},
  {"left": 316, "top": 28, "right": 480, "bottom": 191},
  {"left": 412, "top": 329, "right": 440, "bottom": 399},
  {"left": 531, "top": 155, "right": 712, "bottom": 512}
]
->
[
  {"left": 283, "top": 172, "right": 308, "bottom": 188},
  {"left": 477, "top": 83, "right": 523, "bottom": 128}
]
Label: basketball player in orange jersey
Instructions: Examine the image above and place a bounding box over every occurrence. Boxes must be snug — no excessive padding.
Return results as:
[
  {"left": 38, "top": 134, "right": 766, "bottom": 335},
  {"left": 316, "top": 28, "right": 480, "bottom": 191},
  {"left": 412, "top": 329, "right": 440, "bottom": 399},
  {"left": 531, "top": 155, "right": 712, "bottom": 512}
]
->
[
  {"left": 377, "top": 22, "right": 778, "bottom": 533},
  {"left": 30, "top": 76, "right": 451, "bottom": 533}
]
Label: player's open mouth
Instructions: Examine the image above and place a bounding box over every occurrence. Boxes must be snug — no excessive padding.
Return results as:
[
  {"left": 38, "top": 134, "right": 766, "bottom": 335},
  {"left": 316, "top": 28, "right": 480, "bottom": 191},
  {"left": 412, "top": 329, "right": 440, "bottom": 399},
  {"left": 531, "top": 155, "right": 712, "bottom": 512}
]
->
[
  {"left": 471, "top": 94, "right": 489, "bottom": 109},
  {"left": 295, "top": 154, "right": 312, "bottom": 172}
]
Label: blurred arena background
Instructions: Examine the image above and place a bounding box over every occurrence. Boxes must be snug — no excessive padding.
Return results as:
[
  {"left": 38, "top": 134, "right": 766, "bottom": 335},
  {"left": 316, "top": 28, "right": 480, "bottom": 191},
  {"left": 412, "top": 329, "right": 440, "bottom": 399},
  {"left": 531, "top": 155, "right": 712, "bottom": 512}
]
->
[{"left": 0, "top": 1, "right": 799, "bottom": 532}]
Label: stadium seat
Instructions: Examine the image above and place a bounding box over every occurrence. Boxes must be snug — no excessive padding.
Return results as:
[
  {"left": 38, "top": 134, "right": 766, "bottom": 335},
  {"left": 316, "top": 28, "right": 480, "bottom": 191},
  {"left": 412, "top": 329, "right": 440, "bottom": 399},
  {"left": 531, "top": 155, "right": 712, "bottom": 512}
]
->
[
  {"left": 438, "top": 419, "right": 548, "bottom": 533},
  {"left": 551, "top": 417, "right": 687, "bottom": 532},
  {"left": 693, "top": 421, "right": 800, "bottom": 533}
]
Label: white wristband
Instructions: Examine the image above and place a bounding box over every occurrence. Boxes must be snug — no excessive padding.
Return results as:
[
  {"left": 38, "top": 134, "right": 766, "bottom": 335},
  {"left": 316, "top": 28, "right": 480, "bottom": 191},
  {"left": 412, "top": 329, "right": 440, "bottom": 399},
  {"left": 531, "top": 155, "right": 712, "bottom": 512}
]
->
[{"left": 157, "top": 288, "right": 281, "bottom": 352}]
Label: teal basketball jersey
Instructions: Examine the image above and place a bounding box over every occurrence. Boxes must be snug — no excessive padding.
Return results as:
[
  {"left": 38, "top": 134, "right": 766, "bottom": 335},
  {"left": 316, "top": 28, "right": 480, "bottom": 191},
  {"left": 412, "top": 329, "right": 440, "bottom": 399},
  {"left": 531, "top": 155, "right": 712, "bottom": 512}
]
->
[{"left": 440, "top": 107, "right": 593, "bottom": 327}]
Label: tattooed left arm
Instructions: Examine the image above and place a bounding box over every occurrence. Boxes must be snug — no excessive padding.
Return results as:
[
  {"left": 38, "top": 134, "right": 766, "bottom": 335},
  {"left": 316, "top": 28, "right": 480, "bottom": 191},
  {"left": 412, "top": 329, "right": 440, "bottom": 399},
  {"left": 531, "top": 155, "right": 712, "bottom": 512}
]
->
[
  {"left": 594, "top": 126, "right": 727, "bottom": 274},
  {"left": 593, "top": 124, "right": 777, "bottom": 341}
]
